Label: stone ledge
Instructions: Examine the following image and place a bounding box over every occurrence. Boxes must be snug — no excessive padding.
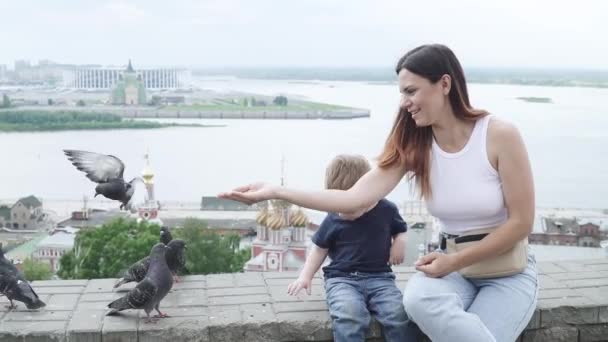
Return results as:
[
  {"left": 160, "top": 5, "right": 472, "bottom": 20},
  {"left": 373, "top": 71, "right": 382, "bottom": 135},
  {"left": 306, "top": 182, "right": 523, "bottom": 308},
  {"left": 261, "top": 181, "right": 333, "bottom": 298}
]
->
[{"left": 0, "top": 259, "right": 606, "bottom": 342}]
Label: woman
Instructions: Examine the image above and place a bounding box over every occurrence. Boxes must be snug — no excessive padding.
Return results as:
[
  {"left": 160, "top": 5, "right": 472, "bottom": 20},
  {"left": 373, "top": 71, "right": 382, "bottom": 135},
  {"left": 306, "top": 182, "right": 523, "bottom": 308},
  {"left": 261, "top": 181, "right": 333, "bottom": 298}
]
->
[{"left": 220, "top": 44, "right": 538, "bottom": 342}]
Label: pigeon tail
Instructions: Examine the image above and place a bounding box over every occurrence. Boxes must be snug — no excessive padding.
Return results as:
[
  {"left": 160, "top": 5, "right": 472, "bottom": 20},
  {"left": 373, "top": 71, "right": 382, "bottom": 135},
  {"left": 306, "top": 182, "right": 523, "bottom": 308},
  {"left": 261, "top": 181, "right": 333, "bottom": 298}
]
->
[
  {"left": 113, "top": 278, "right": 130, "bottom": 289},
  {"left": 25, "top": 298, "right": 46, "bottom": 310},
  {"left": 107, "top": 296, "right": 129, "bottom": 314}
]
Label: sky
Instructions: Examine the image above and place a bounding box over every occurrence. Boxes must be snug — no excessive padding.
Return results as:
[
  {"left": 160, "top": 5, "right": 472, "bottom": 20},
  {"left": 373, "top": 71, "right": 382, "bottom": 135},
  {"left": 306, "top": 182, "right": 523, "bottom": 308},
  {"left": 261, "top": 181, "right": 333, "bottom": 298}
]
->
[{"left": 1, "top": 0, "right": 606, "bottom": 69}]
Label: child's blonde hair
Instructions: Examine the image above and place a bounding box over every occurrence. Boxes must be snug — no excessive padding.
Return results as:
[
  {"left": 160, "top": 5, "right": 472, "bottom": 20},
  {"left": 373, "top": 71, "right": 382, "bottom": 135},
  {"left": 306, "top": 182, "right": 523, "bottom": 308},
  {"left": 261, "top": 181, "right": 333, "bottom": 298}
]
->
[{"left": 325, "top": 154, "right": 371, "bottom": 190}]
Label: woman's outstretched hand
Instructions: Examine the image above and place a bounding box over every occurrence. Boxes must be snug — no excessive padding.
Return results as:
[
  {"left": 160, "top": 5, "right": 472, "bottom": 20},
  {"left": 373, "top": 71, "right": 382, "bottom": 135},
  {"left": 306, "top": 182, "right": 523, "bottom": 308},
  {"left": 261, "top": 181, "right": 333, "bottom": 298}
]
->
[{"left": 218, "top": 182, "right": 278, "bottom": 205}]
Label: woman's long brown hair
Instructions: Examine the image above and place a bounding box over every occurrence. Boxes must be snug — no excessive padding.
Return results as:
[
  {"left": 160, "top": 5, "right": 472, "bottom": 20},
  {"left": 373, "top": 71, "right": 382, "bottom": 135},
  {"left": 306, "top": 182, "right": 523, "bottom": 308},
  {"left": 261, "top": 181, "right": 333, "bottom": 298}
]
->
[{"left": 378, "top": 44, "right": 488, "bottom": 198}]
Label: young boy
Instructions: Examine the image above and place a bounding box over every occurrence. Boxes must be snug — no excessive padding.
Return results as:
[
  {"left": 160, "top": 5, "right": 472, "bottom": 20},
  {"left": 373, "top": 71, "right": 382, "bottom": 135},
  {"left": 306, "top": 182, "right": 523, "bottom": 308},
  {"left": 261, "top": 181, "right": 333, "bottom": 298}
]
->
[{"left": 287, "top": 154, "right": 418, "bottom": 342}]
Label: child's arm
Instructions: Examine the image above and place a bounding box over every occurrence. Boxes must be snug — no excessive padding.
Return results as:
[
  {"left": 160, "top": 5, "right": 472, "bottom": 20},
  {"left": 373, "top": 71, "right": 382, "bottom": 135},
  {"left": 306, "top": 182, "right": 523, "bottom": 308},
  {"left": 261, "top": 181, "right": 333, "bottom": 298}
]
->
[
  {"left": 287, "top": 245, "right": 328, "bottom": 296},
  {"left": 389, "top": 232, "right": 407, "bottom": 265}
]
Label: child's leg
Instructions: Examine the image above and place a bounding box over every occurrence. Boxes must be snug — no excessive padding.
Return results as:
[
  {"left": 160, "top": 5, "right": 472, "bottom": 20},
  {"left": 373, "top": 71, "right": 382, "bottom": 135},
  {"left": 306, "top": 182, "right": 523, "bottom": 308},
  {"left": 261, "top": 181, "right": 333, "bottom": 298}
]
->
[
  {"left": 324, "top": 277, "right": 370, "bottom": 342},
  {"left": 367, "top": 274, "right": 421, "bottom": 342}
]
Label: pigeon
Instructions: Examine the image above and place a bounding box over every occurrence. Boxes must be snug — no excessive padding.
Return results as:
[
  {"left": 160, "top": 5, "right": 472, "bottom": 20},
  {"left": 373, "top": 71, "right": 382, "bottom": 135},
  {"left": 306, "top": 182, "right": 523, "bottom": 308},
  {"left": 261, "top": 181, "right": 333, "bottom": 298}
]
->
[
  {"left": 165, "top": 239, "right": 187, "bottom": 283},
  {"left": 107, "top": 243, "right": 173, "bottom": 322},
  {"left": 113, "top": 256, "right": 151, "bottom": 289},
  {"left": 114, "top": 239, "right": 187, "bottom": 288},
  {"left": 0, "top": 273, "right": 46, "bottom": 310},
  {"left": 0, "top": 247, "right": 46, "bottom": 310},
  {"left": 160, "top": 226, "right": 173, "bottom": 245},
  {"left": 63, "top": 150, "right": 143, "bottom": 210}
]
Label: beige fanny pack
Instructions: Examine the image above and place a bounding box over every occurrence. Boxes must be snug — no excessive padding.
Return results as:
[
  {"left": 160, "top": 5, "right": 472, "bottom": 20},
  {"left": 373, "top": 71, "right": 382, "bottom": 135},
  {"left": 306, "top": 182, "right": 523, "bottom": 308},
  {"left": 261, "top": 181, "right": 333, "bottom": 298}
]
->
[{"left": 443, "top": 227, "right": 528, "bottom": 279}]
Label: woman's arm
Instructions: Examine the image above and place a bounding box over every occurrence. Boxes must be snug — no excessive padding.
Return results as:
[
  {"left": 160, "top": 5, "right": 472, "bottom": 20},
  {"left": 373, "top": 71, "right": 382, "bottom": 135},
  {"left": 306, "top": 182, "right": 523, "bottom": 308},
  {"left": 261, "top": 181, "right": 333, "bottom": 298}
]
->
[
  {"left": 417, "top": 120, "right": 535, "bottom": 277},
  {"left": 220, "top": 162, "right": 407, "bottom": 213}
]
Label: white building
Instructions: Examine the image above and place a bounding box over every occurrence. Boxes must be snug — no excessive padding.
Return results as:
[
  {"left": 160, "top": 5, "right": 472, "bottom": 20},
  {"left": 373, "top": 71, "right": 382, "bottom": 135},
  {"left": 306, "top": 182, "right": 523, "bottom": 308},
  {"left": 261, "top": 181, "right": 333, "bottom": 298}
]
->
[
  {"left": 62, "top": 64, "right": 191, "bottom": 90},
  {"left": 33, "top": 228, "right": 78, "bottom": 272}
]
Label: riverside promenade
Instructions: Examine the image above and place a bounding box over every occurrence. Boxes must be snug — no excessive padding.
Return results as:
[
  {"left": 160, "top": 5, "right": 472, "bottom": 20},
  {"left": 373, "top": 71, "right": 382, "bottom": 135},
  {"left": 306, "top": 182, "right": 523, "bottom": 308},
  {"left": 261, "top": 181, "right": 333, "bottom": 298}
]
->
[{"left": 0, "top": 258, "right": 607, "bottom": 341}]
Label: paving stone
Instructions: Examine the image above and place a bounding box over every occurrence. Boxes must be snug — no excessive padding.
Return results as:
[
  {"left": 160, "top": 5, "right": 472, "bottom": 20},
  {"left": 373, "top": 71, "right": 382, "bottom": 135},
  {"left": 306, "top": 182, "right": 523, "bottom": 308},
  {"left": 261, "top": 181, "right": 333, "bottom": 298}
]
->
[
  {"left": 538, "top": 275, "right": 569, "bottom": 289},
  {"left": 522, "top": 327, "right": 580, "bottom": 342},
  {"left": 3, "top": 309, "right": 72, "bottom": 321},
  {"left": 66, "top": 309, "right": 105, "bottom": 342},
  {"left": 277, "top": 311, "right": 333, "bottom": 341},
  {"left": 138, "top": 316, "right": 209, "bottom": 342},
  {"left": 85, "top": 279, "right": 118, "bottom": 293},
  {"left": 536, "top": 262, "right": 567, "bottom": 274},
  {"left": 205, "top": 274, "right": 235, "bottom": 288},
  {"left": 208, "top": 294, "right": 271, "bottom": 306},
  {"left": 45, "top": 294, "right": 81, "bottom": 311},
  {"left": 0, "top": 320, "right": 67, "bottom": 341},
  {"left": 31, "top": 280, "right": 89, "bottom": 287},
  {"left": 600, "top": 306, "right": 608, "bottom": 323},
  {"left": 273, "top": 301, "right": 328, "bottom": 313},
  {"left": 207, "top": 286, "right": 267, "bottom": 297},
  {"left": 526, "top": 309, "right": 541, "bottom": 330},
  {"left": 234, "top": 273, "right": 267, "bottom": 287},
  {"left": 540, "top": 301, "right": 599, "bottom": 326},
  {"left": 35, "top": 286, "right": 85, "bottom": 295},
  {"left": 101, "top": 311, "right": 138, "bottom": 342},
  {"left": 578, "top": 323, "right": 608, "bottom": 342}
]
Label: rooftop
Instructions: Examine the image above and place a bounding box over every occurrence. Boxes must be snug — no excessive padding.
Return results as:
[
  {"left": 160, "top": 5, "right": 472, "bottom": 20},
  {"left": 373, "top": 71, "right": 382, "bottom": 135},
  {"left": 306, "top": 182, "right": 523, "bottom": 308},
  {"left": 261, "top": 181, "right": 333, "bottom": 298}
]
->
[{"left": 0, "top": 258, "right": 606, "bottom": 341}]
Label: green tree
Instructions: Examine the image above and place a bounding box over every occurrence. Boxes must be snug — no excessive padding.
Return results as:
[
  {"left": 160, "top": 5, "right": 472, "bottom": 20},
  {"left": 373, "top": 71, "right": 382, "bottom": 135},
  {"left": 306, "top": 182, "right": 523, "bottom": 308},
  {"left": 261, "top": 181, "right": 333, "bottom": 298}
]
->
[
  {"left": 58, "top": 218, "right": 160, "bottom": 279},
  {"left": 1, "top": 94, "right": 10, "bottom": 108},
  {"left": 173, "top": 218, "right": 250, "bottom": 274},
  {"left": 273, "top": 96, "right": 288, "bottom": 106},
  {"left": 22, "top": 258, "right": 52, "bottom": 281},
  {"left": 47, "top": 98, "right": 54, "bottom": 106},
  {"left": 242, "top": 98, "right": 249, "bottom": 107},
  {"left": 58, "top": 217, "right": 251, "bottom": 279},
  {"left": 76, "top": 99, "right": 86, "bottom": 107}
]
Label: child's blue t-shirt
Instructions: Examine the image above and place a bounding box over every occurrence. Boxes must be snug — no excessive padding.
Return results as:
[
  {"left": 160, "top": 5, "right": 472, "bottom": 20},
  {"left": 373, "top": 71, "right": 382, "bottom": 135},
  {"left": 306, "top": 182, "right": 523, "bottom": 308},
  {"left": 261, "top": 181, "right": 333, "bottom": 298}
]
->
[{"left": 312, "top": 198, "right": 407, "bottom": 278}]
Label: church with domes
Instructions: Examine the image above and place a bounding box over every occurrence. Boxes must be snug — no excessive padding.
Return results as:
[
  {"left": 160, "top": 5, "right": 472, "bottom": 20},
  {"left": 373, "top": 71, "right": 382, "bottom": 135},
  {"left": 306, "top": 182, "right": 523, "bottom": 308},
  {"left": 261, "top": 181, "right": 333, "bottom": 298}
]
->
[{"left": 244, "top": 198, "right": 310, "bottom": 272}]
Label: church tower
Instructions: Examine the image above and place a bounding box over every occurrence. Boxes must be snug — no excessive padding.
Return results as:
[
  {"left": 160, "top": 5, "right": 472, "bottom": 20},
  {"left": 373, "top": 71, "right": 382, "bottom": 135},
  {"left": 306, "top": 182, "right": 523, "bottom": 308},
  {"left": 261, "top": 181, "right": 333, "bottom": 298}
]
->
[{"left": 138, "top": 152, "right": 161, "bottom": 223}]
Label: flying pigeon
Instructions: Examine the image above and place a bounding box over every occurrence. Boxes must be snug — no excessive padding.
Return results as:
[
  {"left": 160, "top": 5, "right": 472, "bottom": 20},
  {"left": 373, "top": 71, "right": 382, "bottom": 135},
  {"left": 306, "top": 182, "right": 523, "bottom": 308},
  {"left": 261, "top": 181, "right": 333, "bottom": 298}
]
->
[
  {"left": 114, "top": 239, "right": 187, "bottom": 288},
  {"left": 160, "top": 226, "right": 173, "bottom": 245},
  {"left": 0, "top": 247, "right": 46, "bottom": 310},
  {"left": 63, "top": 150, "right": 143, "bottom": 210},
  {"left": 107, "top": 243, "right": 174, "bottom": 322}
]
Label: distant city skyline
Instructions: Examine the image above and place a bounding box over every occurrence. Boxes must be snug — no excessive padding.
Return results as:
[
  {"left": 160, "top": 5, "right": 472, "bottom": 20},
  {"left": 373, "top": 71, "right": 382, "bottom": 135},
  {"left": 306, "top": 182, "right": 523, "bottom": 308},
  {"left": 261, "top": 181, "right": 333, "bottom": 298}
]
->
[{"left": 1, "top": 0, "right": 606, "bottom": 70}]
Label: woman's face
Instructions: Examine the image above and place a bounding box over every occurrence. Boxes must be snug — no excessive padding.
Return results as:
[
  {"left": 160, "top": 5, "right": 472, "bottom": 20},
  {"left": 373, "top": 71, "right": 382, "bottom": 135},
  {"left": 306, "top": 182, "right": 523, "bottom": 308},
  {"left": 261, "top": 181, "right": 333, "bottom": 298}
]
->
[{"left": 398, "top": 68, "right": 450, "bottom": 127}]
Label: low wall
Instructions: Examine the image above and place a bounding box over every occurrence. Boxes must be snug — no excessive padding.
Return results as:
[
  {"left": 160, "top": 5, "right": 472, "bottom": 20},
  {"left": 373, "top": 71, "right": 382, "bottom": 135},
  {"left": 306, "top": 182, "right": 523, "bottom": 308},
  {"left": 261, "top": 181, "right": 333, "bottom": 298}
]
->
[{"left": 0, "top": 258, "right": 607, "bottom": 341}]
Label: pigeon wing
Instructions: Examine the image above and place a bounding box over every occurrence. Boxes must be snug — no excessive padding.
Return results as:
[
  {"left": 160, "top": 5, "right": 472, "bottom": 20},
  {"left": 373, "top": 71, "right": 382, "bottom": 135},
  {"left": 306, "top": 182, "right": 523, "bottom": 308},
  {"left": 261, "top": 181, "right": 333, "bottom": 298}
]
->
[
  {"left": 63, "top": 150, "right": 125, "bottom": 183},
  {"left": 127, "top": 278, "right": 157, "bottom": 309}
]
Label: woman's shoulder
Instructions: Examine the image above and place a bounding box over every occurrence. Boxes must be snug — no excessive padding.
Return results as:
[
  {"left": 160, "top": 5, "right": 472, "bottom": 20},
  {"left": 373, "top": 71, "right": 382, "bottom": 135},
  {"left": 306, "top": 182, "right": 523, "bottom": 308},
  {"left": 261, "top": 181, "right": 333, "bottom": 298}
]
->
[
  {"left": 486, "top": 116, "right": 527, "bottom": 159},
  {"left": 487, "top": 116, "right": 524, "bottom": 145}
]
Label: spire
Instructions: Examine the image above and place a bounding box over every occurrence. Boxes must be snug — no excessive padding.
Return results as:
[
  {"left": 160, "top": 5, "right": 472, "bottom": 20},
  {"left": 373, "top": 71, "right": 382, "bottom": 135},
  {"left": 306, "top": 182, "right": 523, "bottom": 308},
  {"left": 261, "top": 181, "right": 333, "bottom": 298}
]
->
[{"left": 126, "top": 59, "right": 135, "bottom": 73}]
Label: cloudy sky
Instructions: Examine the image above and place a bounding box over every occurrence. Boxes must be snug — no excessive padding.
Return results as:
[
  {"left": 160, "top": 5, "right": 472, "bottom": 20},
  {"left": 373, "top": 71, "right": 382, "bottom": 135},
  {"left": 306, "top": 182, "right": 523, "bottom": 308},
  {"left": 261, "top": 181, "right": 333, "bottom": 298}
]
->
[{"left": 1, "top": 0, "right": 606, "bottom": 69}]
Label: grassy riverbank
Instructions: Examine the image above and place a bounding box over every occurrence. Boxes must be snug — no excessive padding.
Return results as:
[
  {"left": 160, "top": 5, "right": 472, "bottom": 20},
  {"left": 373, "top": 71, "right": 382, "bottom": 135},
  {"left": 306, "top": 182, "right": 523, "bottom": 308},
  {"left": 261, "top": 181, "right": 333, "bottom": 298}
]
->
[{"left": 0, "top": 110, "right": 209, "bottom": 132}]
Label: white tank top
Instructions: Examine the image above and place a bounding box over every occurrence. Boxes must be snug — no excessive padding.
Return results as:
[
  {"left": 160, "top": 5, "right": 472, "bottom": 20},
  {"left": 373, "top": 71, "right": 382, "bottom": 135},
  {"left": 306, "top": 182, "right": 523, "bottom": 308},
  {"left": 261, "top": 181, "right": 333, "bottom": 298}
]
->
[{"left": 425, "top": 115, "right": 508, "bottom": 235}]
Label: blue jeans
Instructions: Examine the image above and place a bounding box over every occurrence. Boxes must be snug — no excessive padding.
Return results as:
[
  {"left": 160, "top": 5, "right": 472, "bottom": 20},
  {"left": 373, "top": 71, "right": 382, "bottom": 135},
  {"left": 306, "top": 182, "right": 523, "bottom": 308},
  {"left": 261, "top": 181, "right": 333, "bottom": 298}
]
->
[
  {"left": 403, "top": 252, "right": 539, "bottom": 342},
  {"left": 324, "top": 272, "right": 420, "bottom": 342}
]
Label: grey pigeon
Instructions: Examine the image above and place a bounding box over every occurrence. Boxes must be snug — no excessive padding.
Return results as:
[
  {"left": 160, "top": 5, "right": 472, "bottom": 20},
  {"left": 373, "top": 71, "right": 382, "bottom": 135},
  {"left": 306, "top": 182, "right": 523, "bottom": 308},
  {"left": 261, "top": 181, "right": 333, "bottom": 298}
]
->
[
  {"left": 0, "top": 273, "right": 46, "bottom": 310},
  {"left": 107, "top": 243, "right": 173, "bottom": 322},
  {"left": 114, "top": 239, "right": 187, "bottom": 288},
  {"left": 0, "top": 247, "right": 46, "bottom": 309},
  {"left": 160, "top": 226, "right": 173, "bottom": 245},
  {"left": 63, "top": 150, "right": 143, "bottom": 210},
  {"left": 165, "top": 239, "right": 187, "bottom": 283},
  {"left": 113, "top": 256, "right": 151, "bottom": 289}
]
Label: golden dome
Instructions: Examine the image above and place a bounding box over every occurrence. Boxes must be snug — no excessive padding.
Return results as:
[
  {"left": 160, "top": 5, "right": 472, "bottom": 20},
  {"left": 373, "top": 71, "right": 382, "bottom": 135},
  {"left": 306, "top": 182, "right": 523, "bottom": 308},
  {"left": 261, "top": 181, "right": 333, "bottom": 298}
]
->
[
  {"left": 289, "top": 208, "right": 309, "bottom": 227},
  {"left": 256, "top": 207, "right": 269, "bottom": 225},
  {"left": 266, "top": 210, "right": 287, "bottom": 230},
  {"left": 141, "top": 153, "right": 154, "bottom": 184}
]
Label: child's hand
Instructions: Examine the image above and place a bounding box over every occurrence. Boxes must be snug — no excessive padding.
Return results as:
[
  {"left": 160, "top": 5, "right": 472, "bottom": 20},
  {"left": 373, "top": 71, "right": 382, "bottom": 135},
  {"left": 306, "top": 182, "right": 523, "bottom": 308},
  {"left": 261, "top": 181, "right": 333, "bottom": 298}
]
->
[
  {"left": 389, "top": 233, "right": 407, "bottom": 265},
  {"left": 287, "top": 276, "right": 312, "bottom": 296}
]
